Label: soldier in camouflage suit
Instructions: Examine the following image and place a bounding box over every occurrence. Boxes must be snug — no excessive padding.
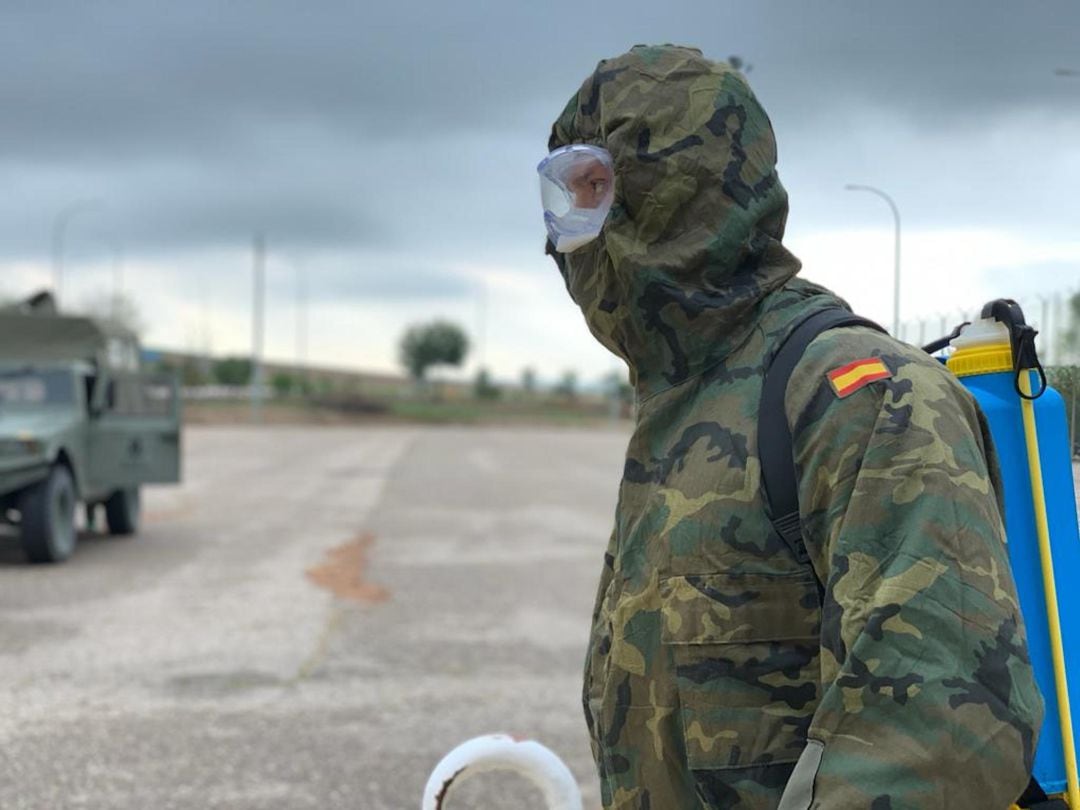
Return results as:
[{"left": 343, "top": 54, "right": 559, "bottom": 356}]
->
[{"left": 545, "top": 45, "right": 1044, "bottom": 809}]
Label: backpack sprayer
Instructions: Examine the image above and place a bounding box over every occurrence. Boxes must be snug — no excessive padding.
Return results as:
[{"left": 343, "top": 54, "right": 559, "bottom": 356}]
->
[
  {"left": 945, "top": 300, "right": 1080, "bottom": 810},
  {"left": 420, "top": 299, "right": 1080, "bottom": 810}
]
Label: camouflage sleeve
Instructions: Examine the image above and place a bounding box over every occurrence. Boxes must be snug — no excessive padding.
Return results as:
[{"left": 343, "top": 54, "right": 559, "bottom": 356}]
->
[{"left": 780, "top": 329, "right": 1044, "bottom": 810}]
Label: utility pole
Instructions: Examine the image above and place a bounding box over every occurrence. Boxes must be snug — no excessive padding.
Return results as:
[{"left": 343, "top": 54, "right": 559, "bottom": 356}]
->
[
  {"left": 295, "top": 261, "right": 308, "bottom": 388},
  {"left": 201, "top": 270, "right": 212, "bottom": 355},
  {"left": 85, "top": 233, "right": 125, "bottom": 322},
  {"left": 845, "top": 184, "right": 901, "bottom": 336},
  {"left": 198, "top": 271, "right": 213, "bottom": 383},
  {"left": 477, "top": 277, "right": 488, "bottom": 372},
  {"left": 251, "top": 233, "right": 266, "bottom": 423}
]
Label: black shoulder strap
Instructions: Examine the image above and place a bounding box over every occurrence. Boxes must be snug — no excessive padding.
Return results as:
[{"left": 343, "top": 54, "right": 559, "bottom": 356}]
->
[
  {"left": 759, "top": 308, "right": 886, "bottom": 564},
  {"left": 760, "top": 310, "right": 1057, "bottom": 805}
]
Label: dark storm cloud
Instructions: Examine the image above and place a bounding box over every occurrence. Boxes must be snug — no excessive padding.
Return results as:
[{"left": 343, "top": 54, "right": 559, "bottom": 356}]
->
[
  {"left": 2, "top": 0, "right": 1078, "bottom": 283},
  {"left": 4, "top": 0, "right": 1078, "bottom": 161},
  {"left": 261, "top": 258, "right": 474, "bottom": 302}
]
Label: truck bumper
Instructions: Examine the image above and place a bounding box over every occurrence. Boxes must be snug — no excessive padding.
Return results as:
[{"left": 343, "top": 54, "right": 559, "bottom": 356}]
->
[{"left": 0, "top": 461, "right": 50, "bottom": 500}]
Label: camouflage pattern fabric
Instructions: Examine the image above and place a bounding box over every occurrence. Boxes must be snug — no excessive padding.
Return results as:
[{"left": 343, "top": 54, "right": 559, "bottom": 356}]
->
[{"left": 548, "top": 45, "right": 1043, "bottom": 809}]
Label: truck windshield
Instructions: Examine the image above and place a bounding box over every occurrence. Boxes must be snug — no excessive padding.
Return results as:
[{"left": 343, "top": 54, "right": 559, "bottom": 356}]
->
[{"left": 0, "top": 369, "right": 76, "bottom": 407}]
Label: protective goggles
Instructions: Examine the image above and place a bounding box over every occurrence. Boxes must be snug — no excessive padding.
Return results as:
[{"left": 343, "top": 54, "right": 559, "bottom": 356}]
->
[{"left": 537, "top": 144, "right": 614, "bottom": 253}]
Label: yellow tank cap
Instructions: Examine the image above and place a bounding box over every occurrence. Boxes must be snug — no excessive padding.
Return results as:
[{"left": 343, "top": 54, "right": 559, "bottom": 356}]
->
[{"left": 946, "top": 342, "right": 1013, "bottom": 377}]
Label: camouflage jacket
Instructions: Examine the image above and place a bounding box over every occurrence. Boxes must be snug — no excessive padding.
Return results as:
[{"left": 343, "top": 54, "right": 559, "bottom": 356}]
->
[{"left": 548, "top": 46, "right": 1043, "bottom": 810}]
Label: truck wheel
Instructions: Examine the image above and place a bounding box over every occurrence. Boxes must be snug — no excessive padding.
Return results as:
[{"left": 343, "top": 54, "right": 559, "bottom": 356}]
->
[
  {"left": 20, "top": 464, "right": 77, "bottom": 563},
  {"left": 105, "top": 487, "right": 140, "bottom": 536}
]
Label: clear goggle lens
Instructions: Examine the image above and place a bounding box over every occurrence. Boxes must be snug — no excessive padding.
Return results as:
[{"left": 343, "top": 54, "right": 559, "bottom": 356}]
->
[{"left": 537, "top": 144, "right": 614, "bottom": 252}]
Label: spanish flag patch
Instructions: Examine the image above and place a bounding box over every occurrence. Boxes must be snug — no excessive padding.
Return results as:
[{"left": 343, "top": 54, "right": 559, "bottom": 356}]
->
[{"left": 827, "top": 357, "right": 892, "bottom": 398}]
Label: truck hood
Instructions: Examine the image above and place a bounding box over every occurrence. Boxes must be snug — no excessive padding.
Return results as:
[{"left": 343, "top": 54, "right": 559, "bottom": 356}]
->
[{"left": 0, "top": 409, "right": 79, "bottom": 442}]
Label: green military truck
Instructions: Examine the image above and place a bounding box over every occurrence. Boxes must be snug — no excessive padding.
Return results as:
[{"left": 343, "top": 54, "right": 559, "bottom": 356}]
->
[{"left": 0, "top": 292, "right": 181, "bottom": 563}]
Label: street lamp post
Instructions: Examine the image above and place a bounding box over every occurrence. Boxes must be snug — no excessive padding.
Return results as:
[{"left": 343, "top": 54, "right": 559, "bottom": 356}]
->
[
  {"left": 51, "top": 199, "right": 104, "bottom": 306},
  {"left": 86, "top": 233, "right": 124, "bottom": 323},
  {"left": 91, "top": 233, "right": 124, "bottom": 303},
  {"left": 845, "top": 184, "right": 902, "bottom": 336},
  {"left": 251, "top": 233, "right": 266, "bottom": 424}
]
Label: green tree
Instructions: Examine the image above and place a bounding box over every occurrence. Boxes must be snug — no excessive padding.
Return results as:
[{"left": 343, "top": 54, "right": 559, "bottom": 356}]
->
[
  {"left": 295, "top": 375, "right": 314, "bottom": 397},
  {"left": 554, "top": 369, "right": 578, "bottom": 401},
  {"left": 213, "top": 357, "right": 253, "bottom": 386},
  {"left": 271, "top": 372, "right": 295, "bottom": 397},
  {"left": 474, "top": 367, "right": 501, "bottom": 400},
  {"left": 1056, "top": 292, "right": 1080, "bottom": 454},
  {"left": 1049, "top": 366, "right": 1079, "bottom": 456},
  {"left": 1063, "top": 292, "right": 1080, "bottom": 362},
  {"left": 398, "top": 320, "right": 469, "bottom": 381}
]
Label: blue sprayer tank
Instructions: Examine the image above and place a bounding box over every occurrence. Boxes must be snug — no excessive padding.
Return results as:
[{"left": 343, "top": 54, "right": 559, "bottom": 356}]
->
[{"left": 947, "top": 313, "right": 1080, "bottom": 795}]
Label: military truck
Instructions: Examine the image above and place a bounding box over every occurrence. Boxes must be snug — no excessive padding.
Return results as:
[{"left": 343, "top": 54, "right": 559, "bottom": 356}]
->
[{"left": 0, "top": 292, "right": 181, "bottom": 563}]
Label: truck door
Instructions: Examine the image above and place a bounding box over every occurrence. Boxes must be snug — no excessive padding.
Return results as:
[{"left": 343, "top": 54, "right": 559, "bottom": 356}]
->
[{"left": 87, "top": 372, "right": 181, "bottom": 491}]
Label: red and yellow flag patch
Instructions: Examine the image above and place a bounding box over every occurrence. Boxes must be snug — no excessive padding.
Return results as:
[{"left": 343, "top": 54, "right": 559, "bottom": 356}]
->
[{"left": 827, "top": 357, "right": 892, "bottom": 398}]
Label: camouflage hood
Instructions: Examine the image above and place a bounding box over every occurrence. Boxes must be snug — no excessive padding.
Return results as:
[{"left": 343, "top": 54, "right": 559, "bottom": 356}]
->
[{"left": 549, "top": 45, "right": 801, "bottom": 399}]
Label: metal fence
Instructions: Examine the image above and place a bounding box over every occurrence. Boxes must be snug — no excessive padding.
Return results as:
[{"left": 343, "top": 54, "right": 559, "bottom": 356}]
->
[{"left": 896, "top": 286, "right": 1079, "bottom": 365}]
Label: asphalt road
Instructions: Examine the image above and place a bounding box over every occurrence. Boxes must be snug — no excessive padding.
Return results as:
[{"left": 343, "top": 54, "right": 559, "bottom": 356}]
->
[{"left": 0, "top": 425, "right": 629, "bottom": 810}]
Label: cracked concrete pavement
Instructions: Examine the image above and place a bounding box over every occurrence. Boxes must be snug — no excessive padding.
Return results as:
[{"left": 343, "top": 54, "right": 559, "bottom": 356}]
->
[{"left": 0, "top": 425, "right": 629, "bottom": 809}]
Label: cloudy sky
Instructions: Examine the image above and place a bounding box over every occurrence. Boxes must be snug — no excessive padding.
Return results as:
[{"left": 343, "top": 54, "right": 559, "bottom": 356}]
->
[{"left": 3, "top": 1, "right": 1079, "bottom": 382}]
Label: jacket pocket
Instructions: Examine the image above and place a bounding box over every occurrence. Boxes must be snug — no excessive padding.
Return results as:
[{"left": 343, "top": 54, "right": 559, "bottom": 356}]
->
[{"left": 660, "top": 572, "right": 822, "bottom": 775}]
